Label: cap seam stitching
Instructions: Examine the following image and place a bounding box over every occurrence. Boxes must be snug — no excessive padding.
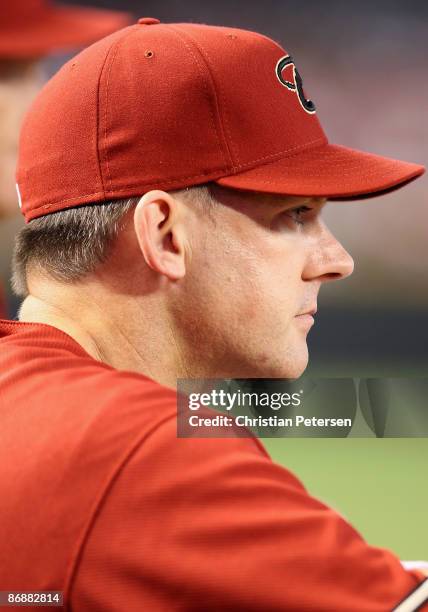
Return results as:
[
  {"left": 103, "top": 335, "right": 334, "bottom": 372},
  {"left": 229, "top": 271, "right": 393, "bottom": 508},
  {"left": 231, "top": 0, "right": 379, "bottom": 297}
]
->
[
  {"left": 95, "top": 38, "right": 123, "bottom": 199},
  {"left": 229, "top": 137, "right": 327, "bottom": 172},
  {"left": 102, "top": 40, "right": 125, "bottom": 192},
  {"left": 168, "top": 24, "right": 235, "bottom": 169},
  {"left": 98, "top": 27, "right": 136, "bottom": 194},
  {"left": 177, "top": 27, "right": 239, "bottom": 166},
  {"left": 221, "top": 164, "right": 423, "bottom": 184}
]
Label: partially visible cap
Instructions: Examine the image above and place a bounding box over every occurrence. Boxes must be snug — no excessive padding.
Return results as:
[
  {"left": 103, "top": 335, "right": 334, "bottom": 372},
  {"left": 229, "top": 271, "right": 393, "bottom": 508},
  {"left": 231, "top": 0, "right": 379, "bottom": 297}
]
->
[
  {"left": 16, "top": 18, "right": 425, "bottom": 221},
  {"left": 0, "top": 0, "right": 131, "bottom": 59}
]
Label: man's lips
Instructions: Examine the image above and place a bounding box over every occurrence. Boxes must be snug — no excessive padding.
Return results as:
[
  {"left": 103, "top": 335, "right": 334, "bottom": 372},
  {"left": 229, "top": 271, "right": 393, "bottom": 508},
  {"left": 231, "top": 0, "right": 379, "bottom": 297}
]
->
[
  {"left": 296, "top": 306, "right": 317, "bottom": 317},
  {"left": 294, "top": 306, "right": 317, "bottom": 329}
]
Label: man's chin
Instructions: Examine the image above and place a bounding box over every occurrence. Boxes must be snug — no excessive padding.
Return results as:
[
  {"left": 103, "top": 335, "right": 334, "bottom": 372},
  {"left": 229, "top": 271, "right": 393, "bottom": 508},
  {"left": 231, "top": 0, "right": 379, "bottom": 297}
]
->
[
  {"left": 271, "top": 361, "right": 308, "bottom": 380},
  {"left": 235, "top": 348, "right": 309, "bottom": 380},
  {"left": 271, "top": 344, "right": 309, "bottom": 379}
]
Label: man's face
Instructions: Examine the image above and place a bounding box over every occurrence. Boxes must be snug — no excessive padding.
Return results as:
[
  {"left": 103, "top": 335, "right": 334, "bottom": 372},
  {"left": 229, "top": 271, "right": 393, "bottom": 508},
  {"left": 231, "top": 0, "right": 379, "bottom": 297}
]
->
[
  {"left": 0, "top": 59, "right": 43, "bottom": 219},
  {"left": 173, "top": 184, "right": 354, "bottom": 379}
]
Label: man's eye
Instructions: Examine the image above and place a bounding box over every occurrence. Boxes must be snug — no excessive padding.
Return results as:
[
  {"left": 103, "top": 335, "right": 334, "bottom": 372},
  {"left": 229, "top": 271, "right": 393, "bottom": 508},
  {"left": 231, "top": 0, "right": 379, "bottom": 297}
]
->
[{"left": 285, "top": 205, "right": 312, "bottom": 226}]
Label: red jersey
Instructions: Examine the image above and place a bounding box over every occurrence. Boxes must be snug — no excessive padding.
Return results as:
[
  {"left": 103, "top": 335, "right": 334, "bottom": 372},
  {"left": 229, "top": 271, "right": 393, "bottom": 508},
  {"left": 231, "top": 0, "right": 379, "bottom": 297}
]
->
[{"left": 0, "top": 319, "right": 426, "bottom": 611}]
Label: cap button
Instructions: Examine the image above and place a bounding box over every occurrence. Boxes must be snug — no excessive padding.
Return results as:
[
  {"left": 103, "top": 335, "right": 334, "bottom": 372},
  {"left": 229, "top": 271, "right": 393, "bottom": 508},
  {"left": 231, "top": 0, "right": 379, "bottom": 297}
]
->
[{"left": 137, "top": 17, "right": 161, "bottom": 25}]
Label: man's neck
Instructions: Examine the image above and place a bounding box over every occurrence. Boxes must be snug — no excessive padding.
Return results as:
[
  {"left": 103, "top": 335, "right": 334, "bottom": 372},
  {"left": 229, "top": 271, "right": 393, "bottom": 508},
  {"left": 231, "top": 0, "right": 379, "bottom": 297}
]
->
[{"left": 18, "top": 293, "right": 179, "bottom": 390}]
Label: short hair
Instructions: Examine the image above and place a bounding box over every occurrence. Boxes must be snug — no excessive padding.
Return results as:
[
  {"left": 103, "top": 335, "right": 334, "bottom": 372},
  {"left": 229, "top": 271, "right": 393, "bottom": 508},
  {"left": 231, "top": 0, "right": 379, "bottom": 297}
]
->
[{"left": 11, "top": 182, "right": 216, "bottom": 298}]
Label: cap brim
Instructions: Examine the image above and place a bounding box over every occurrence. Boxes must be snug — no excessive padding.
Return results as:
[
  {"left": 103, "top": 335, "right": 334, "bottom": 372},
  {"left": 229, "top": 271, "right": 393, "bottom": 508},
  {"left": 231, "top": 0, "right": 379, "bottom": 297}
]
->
[
  {"left": 214, "top": 143, "right": 425, "bottom": 200},
  {"left": 0, "top": 5, "right": 130, "bottom": 58}
]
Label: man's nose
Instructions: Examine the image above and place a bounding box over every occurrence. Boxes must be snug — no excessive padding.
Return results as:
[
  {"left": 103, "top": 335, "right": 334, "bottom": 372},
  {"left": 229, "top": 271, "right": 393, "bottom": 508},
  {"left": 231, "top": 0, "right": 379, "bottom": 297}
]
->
[{"left": 304, "top": 227, "right": 354, "bottom": 283}]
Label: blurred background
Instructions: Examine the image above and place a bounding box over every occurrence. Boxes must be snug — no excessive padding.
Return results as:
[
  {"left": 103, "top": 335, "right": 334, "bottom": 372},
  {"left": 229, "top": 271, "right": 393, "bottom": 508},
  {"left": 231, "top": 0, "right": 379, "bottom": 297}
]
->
[{"left": 0, "top": 1, "right": 427, "bottom": 558}]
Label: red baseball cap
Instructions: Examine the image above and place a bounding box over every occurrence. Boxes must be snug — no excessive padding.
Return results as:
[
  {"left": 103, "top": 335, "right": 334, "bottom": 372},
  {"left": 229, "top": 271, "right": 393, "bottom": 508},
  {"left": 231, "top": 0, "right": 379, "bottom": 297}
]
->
[
  {"left": 16, "top": 18, "right": 425, "bottom": 222},
  {"left": 0, "top": 0, "right": 130, "bottom": 59}
]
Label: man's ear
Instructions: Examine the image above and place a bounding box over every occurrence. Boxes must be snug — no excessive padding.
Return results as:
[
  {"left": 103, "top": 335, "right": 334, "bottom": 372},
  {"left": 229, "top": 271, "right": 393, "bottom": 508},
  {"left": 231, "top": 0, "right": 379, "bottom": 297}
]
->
[{"left": 133, "top": 190, "right": 186, "bottom": 280}]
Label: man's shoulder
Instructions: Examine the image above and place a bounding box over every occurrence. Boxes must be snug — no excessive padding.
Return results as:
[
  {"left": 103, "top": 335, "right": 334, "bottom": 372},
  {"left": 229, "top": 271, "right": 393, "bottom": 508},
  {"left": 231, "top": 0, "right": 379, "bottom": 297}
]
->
[
  {"left": 1, "top": 343, "right": 180, "bottom": 481},
  {"left": 0, "top": 329, "right": 180, "bottom": 590},
  {"left": 0, "top": 317, "right": 176, "bottom": 417}
]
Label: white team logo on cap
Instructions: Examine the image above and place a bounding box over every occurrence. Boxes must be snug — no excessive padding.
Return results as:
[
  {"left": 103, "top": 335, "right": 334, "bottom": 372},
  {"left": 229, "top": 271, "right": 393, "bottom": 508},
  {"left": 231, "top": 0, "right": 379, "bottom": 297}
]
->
[{"left": 275, "top": 55, "right": 316, "bottom": 115}]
